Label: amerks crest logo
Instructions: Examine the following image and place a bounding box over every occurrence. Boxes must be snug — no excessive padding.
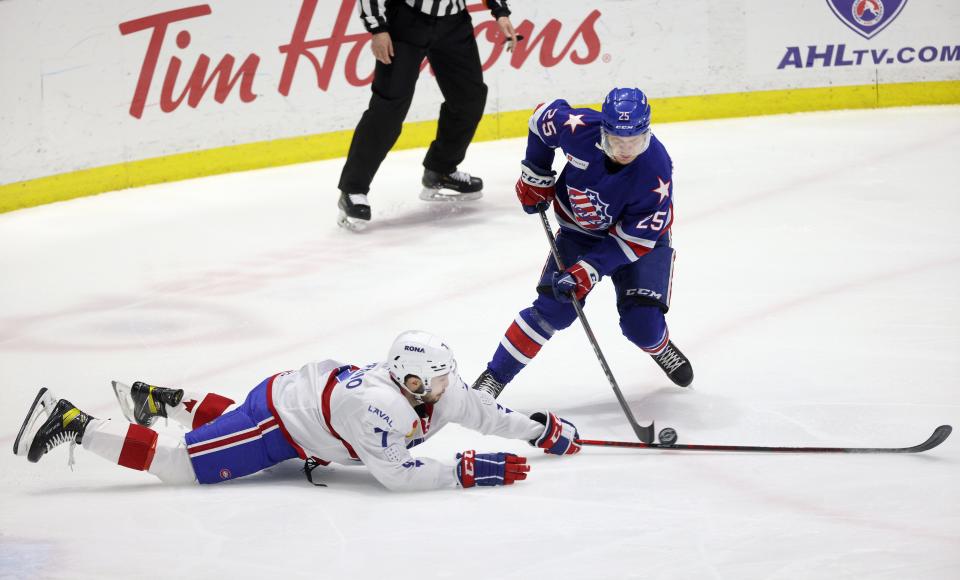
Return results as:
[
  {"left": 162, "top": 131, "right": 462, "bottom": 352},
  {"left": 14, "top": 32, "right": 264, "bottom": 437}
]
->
[
  {"left": 826, "top": 0, "right": 908, "bottom": 40},
  {"left": 567, "top": 186, "right": 611, "bottom": 230}
]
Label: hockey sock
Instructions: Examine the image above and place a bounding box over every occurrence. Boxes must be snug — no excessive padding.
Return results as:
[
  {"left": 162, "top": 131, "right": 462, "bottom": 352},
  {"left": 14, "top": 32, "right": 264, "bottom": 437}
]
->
[
  {"left": 82, "top": 419, "right": 158, "bottom": 471},
  {"left": 488, "top": 307, "right": 555, "bottom": 384},
  {"left": 147, "top": 436, "right": 198, "bottom": 484},
  {"left": 640, "top": 328, "right": 670, "bottom": 355},
  {"left": 82, "top": 419, "right": 197, "bottom": 483},
  {"left": 167, "top": 392, "right": 236, "bottom": 429},
  {"left": 619, "top": 305, "right": 669, "bottom": 355}
]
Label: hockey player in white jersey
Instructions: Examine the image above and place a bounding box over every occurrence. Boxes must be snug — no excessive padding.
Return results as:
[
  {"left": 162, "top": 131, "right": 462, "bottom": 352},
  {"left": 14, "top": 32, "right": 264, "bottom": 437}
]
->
[{"left": 12, "top": 331, "right": 580, "bottom": 491}]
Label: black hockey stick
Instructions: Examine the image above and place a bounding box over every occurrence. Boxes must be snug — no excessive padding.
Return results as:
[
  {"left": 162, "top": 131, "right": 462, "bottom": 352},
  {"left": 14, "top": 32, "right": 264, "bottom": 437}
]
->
[
  {"left": 537, "top": 207, "right": 656, "bottom": 443},
  {"left": 577, "top": 425, "right": 952, "bottom": 454}
]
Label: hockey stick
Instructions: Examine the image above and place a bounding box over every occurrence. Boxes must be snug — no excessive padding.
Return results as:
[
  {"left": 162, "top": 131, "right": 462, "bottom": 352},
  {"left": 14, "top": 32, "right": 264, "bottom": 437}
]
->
[
  {"left": 576, "top": 425, "right": 952, "bottom": 454},
  {"left": 537, "top": 207, "right": 656, "bottom": 443}
]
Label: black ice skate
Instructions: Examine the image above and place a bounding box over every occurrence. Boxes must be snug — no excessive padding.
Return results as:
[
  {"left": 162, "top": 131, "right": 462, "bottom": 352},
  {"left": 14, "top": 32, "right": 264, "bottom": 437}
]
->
[
  {"left": 337, "top": 191, "right": 371, "bottom": 231},
  {"left": 420, "top": 169, "right": 484, "bottom": 202},
  {"left": 13, "top": 388, "right": 94, "bottom": 463},
  {"left": 471, "top": 369, "right": 507, "bottom": 399},
  {"left": 112, "top": 380, "right": 184, "bottom": 427},
  {"left": 651, "top": 341, "right": 694, "bottom": 387}
]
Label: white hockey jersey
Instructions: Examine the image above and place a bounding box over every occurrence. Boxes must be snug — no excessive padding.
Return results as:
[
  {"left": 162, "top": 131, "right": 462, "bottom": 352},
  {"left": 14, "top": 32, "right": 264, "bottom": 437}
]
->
[{"left": 269, "top": 360, "right": 544, "bottom": 491}]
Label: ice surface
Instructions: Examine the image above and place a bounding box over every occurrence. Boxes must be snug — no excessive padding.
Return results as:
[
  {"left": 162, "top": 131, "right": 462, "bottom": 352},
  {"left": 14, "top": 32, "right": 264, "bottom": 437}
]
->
[{"left": 1, "top": 106, "right": 958, "bottom": 579}]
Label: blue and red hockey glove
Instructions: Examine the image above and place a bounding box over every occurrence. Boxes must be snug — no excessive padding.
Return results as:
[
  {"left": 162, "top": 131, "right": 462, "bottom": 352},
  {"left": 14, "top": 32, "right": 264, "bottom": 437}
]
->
[
  {"left": 530, "top": 412, "right": 582, "bottom": 455},
  {"left": 516, "top": 160, "right": 556, "bottom": 214},
  {"left": 551, "top": 260, "right": 599, "bottom": 302},
  {"left": 456, "top": 450, "right": 530, "bottom": 488}
]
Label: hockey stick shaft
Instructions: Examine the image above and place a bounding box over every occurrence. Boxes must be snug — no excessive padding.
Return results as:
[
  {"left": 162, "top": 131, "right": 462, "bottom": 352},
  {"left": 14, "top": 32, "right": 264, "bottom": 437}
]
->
[
  {"left": 577, "top": 425, "right": 952, "bottom": 454},
  {"left": 537, "top": 207, "right": 655, "bottom": 443}
]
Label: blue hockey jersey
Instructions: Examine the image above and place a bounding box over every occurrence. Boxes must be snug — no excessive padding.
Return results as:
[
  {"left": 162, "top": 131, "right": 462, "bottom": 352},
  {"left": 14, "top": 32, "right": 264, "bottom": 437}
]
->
[{"left": 525, "top": 99, "right": 675, "bottom": 276}]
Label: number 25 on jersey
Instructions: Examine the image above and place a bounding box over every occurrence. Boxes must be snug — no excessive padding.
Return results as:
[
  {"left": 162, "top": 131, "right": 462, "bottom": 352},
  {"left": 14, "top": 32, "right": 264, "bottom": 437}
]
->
[{"left": 637, "top": 211, "right": 668, "bottom": 231}]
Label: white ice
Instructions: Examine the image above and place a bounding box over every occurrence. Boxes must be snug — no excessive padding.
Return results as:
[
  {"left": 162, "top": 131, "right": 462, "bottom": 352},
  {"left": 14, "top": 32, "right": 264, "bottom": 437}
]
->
[{"left": 1, "top": 106, "right": 959, "bottom": 580}]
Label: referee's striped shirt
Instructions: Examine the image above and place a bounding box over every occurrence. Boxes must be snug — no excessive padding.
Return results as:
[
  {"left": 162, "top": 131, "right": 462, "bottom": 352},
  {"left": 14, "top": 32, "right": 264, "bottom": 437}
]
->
[{"left": 359, "top": 0, "right": 511, "bottom": 34}]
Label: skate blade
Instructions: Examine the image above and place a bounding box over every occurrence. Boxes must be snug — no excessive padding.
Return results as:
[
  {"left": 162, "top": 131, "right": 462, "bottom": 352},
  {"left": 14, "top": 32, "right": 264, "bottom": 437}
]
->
[
  {"left": 337, "top": 210, "right": 368, "bottom": 232},
  {"left": 111, "top": 380, "right": 138, "bottom": 424},
  {"left": 419, "top": 187, "right": 483, "bottom": 202},
  {"left": 13, "top": 388, "right": 57, "bottom": 456}
]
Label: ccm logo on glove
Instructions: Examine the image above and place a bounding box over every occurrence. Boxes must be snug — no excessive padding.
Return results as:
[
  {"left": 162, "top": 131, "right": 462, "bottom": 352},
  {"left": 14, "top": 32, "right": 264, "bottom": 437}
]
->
[
  {"left": 516, "top": 160, "right": 557, "bottom": 214},
  {"left": 456, "top": 450, "right": 530, "bottom": 488}
]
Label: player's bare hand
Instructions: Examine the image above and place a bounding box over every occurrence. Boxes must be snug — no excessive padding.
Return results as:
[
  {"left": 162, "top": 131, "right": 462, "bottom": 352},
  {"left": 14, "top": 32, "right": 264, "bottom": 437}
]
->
[
  {"left": 497, "top": 17, "right": 518, "bottom": 52},
  {"left": 371, "top": 32, "right": 394, "bottom": 65}
]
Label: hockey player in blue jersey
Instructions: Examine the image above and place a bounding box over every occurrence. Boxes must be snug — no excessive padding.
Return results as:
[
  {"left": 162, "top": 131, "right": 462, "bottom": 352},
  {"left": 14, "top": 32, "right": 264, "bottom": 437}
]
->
[{"left": 472, "top": 87, "right": 694, "bottom": 399}]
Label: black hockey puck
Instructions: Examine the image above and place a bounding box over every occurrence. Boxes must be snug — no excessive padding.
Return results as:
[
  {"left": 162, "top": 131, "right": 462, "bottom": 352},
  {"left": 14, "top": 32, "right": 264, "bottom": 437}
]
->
[{"left": 658, "top": 427, "right": 678, "bottom": 445}]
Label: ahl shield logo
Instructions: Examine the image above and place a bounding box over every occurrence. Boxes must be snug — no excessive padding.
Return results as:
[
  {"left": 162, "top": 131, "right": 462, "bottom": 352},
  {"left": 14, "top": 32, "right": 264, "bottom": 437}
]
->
[
  {"left": 567, "top": 186, "right": 611, "bottom": 230},
  {"left": 826, "top": 0, "right": 908, "bottom": 39}
]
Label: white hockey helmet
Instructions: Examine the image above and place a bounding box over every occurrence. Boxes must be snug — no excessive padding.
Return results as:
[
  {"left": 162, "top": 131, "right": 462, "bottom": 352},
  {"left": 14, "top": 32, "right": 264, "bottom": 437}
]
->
[{"left": 387, "top": 330, "right": 456, "bottom": 401}]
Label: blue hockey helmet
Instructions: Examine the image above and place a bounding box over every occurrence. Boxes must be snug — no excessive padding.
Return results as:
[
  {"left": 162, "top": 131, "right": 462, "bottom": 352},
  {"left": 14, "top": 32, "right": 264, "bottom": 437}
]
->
[
  {"left": 601, "top": 88, "right": 651, "bottom": 137},
  {"left": 600, "top": 88, "right": 652, "bottom": 163}
]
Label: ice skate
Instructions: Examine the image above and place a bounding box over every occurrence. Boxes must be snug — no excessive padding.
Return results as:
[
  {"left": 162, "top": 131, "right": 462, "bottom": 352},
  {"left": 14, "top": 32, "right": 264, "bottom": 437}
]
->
[
  {"left": 651, "top": 341, "right": 694, "bottom": 387},
  {"left": 13, "top": 388, "right": 94, "bottom": 463},
  {"left": 337, "top": 192, "right": 371, "bottom": 231},
  {"left": 112, "top": 380, "right": 184, "bottom": 427},
  {"left": 471, "top": 369, "right": 506, "bottom": 399},
  {"left": 420, "top": 169, "right": 484, "bottom": 202}
]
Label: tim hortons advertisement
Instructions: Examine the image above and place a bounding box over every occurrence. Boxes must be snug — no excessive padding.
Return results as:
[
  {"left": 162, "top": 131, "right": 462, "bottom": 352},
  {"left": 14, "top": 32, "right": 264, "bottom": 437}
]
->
[
  {"left": 1, "top": 0, "right": 609, "bottom": 184},
  {"left": 116, "top": 0, "right": 601, "bottom": 120},
  {"left": 1, "top": 0, "right": 957, "bottom": 186}
]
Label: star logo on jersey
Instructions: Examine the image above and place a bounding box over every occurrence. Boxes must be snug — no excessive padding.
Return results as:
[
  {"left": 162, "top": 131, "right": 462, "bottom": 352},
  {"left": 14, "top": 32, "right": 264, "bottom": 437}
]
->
[
  {"left": 564, "top": 113, "right": 586, "bottom": 133},
  {"left": 567, "top": 186, "right": 612, "bottom": 230},
  {"left": 183, "top": 399, "right": 197, "bottom": 413},
  {"left": 652, "top": 177, "right": 671, "bottom": 203}
]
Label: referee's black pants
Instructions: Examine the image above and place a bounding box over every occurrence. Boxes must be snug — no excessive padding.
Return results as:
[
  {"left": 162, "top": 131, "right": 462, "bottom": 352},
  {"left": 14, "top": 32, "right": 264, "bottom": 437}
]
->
[{"left": 338, "top": 3, "right": 488, "bottom": 195}]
